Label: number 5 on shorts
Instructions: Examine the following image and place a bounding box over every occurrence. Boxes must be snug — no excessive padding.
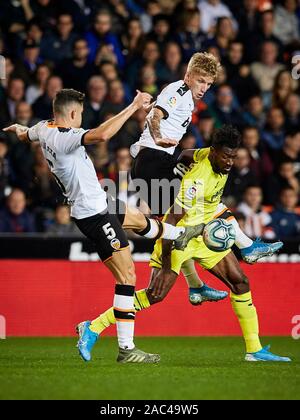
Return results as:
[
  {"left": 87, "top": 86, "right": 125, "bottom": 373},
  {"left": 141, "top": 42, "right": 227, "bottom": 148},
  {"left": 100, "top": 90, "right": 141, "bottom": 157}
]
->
[{"left": 103, "top": 223, "right": 116, "bottom": 240}]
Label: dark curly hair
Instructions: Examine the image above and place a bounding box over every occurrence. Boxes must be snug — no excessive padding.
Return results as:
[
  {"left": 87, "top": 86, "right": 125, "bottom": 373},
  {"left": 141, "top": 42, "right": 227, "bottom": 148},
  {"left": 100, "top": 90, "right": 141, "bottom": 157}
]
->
[{"left": 212, "top": 125, "right": 242, "bottom": 150}]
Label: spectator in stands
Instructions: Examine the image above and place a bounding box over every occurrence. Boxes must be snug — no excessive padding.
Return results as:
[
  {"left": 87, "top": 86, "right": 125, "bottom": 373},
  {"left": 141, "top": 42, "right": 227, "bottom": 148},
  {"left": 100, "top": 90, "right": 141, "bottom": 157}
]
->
[
  {"left": 0, "top": 0, "right": 34, "bottom": 36},
  {"left": 17, "top": 39, "right": 43, "bottom": 85},
  {"left": 274, "top": 129, "right": 300, "bottom": 169},
  {"left": 138, "top": 65, "right": 159, "bottom": 97},
  {"left": 94, "top": 43, "right": 119, "bottom": 67},
  {"left": 224, "top": 147, "right": 258, "bottom": 205},
  {"left": 198, "top": 0, "right": 234, "bottom": 35},
  {"left": 265, "top": 161, "right": 300, "bottom": 205},
  {"left": 224, "top": 41, "right": 260, "bottom": 105},
  {"left": 175, "top": 9, "right": 207, "bottom": 63},
  {"left": 32, "top": 75, "right": 63, "bottom": 120},
  {"left": 126, "top": 40, "right": 162, "bottom": 91},
  {"left": 147, "top": 14, "right": 172, "bottom": 51},
  {"left": 261, "top": 106, "right": 286, "bottom": 153},
  {"left": 57, "top": 38, "right": 95, "bottom": 93},
  {"left": 204, "top": 16, "right": 236, "bottom": 58},
  {"left": 26, "top": 18, "right": 43, "bottom": 46},
  {"left": 140, "top": 0, "right": 163, "bottom": 34},
  {"left": 14, "top": 101, "right": 39, "bottom": 128},
  {"left": 41, "top": 14, "right": 78, "bottom": 64},
  {"left": 0, "top": 138, "right": 13, "bottom": 205},
  {"left": 209, "top": 84, "right": 244, "bottom": 128},
  {"left": 272, "top": 69, "right": 298, "bottom": 108},
  {"left": 245, "top": 9, "right": 283, "bottom": 62},
  {"left": 191, "top": 110, "right": 214, "bottom": 148},
  {"left": 0, "top": 78, "right": 25, "bottom": 126},
  {"left": 82, "top": 75, "right": 108, "bottom": 129},
  {"left": 105, "top": 79, "right": 127, "bottom": 113},
  {"left": 0, "top": 188, "right": 36, "bottom": 233},
  {"left": 236, "top": 0, "right": 260, "bottom": 44},
  {"left": 250, "top": 41, "right": 285, "bottom": 107},
  {"left": 271, "top": 187, "right": 300, "bottom": 239},
  {"left": 85, "top": 10, "right": 124, "bottom": 68},
  {"left": 156, "top": 42, "right": 183, "bottom": 86},
  {"left": 237, "top": 185, "right": 275, "bottom": 239},
  {"left": 30, "top": 0, "right": 58, "bottom": 31},
  {"left": 242, "top": 94, "right": 266, "bottom": 129},
  {"left": 120, "top": 17, "right": 145, "bottom": 62},
  {"left": 274, "top": 0, "right": 299, "bottom": 45},
  {"left": 25, "top": 63, "right": 52, "bottom": 105},
  {"left": 284, "top": 93, "right": 300, "bottom": 130},
  {"left": 242, "top": 126, "right": 273, "bottom": 181},
  {"left": 47, "top": 204, "right": 80, "bottom": 235}
]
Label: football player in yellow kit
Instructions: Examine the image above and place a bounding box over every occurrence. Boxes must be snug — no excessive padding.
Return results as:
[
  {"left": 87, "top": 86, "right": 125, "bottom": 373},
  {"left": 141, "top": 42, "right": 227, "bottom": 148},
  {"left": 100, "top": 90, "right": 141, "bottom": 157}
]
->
[{"left": 78, "top": 125, "right": 289, "bottom": 363}]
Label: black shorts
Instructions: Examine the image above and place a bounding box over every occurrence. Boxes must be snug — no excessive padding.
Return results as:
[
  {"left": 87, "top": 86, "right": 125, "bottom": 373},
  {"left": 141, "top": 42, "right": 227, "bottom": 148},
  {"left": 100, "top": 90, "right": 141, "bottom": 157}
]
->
[
  {"left": 131, "top": 148, "right": 182, "bottom": 217},
  {"left": 74, "top": 198, "right": 129, "bottom": 263}
]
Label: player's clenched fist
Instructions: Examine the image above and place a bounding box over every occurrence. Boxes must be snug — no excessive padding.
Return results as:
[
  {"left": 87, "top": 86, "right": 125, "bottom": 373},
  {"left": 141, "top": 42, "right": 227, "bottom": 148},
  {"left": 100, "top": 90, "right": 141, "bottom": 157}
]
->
[{"left": 133, "top": 90, "right": 153, "bottom": 109}]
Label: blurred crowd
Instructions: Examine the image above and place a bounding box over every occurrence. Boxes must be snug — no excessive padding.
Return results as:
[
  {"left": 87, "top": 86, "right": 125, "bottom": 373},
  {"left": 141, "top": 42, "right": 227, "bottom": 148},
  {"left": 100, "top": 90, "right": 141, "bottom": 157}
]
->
[{"left": 0, "top": 0, "right": 300, "bottom": 240}]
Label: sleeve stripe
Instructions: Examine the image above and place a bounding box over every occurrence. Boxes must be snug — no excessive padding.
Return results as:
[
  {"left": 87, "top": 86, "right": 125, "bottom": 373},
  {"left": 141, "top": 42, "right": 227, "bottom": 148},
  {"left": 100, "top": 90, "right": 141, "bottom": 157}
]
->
[
  {"left": 81, "top": 130, "right": 89, "bottom": 146},
  {"left": 154, "top": 105, "right": 169, "bottom": 120}
]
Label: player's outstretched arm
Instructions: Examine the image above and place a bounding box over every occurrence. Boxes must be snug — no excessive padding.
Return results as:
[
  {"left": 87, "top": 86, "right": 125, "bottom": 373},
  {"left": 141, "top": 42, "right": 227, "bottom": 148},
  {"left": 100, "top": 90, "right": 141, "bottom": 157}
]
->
[
  {"left": 83, "top": 90, "right": 152, "bottom": 145},
  {"left": 3, "top": 124, "right": 30, "bottom": 142},
  {"left": 146, "top": 107, "right": 179, "bottom": 148}
]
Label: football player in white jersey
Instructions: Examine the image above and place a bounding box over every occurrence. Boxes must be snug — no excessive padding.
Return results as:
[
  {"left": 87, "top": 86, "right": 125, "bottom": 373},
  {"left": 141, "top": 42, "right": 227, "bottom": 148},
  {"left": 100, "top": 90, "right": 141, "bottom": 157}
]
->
[
  {"left": 3, "top": 88, "right": 205, "bottom": 364},
  {"left": 130, "top": 52, "right": 283, "bottom": 306}
]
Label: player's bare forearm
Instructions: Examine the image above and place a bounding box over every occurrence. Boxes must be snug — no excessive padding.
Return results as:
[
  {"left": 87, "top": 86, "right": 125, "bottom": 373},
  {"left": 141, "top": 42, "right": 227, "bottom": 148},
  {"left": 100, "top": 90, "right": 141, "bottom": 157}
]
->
[
  {"left": 3, "top": 124, "right": 30, "bottom": 142},
  {"left": 84, "top": 91, "right": 152, "bottom": 144},
  {"left": 85, "top": 103, "right": 139, "bottom": 144},
  {"left": 147, "top": 108, "right": 163, "bottom": 141},
  {"left": 147, "top": 107, "right": 179, "bottom": 148}
]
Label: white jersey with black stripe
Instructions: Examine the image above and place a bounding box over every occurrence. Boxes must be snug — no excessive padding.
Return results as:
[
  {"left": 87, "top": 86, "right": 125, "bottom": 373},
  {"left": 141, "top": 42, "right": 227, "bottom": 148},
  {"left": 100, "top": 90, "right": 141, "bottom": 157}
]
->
[
  {"left": 27, "top": 120, "right": 107, "bottom": 219},
  {"left": 130, "top": 80, "right": 194, "bottom": 158}
]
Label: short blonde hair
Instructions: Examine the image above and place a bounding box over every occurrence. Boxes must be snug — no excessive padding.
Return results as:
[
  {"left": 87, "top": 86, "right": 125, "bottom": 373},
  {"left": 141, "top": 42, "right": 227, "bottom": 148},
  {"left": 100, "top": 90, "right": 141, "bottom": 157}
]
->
[{"left": 187, "top": 52, "right": 221, "bottom": 82}]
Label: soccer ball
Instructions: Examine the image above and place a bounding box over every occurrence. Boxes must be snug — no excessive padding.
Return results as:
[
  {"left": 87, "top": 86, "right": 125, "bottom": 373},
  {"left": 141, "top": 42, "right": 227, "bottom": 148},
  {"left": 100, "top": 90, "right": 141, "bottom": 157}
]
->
[{"left": 203, "top": 219, "right": 236, "bottom": 252}]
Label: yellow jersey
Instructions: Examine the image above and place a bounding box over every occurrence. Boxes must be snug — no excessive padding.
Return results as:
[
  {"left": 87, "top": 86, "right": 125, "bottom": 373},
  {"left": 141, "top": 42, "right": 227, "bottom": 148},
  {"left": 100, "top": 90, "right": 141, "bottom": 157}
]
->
[{"left": 173, "top": 148, "right": 228, "bottom": 227}]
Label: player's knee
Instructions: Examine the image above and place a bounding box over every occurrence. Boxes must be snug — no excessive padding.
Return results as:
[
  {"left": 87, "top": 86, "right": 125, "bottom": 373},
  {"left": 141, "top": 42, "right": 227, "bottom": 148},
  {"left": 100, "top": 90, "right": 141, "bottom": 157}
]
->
[
  {"left": 230, "top": 274, "right": 250, "bottom": 295},
  {"left": 117, "top": 263, "right": 136, "bottom": 286}
]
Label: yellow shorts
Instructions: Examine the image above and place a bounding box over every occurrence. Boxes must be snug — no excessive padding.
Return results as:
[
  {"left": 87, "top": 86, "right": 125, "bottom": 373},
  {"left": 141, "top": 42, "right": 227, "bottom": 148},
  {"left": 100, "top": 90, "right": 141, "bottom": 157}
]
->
[{"left": 150, "top": 237, "right": 231, "bottom": 275}]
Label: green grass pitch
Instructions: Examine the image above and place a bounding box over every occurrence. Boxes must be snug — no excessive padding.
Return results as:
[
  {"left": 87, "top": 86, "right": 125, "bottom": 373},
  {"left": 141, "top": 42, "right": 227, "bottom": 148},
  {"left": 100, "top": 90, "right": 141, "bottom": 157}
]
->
[{"left": 0, "top": 337, "right": 299, "bottom": 400}]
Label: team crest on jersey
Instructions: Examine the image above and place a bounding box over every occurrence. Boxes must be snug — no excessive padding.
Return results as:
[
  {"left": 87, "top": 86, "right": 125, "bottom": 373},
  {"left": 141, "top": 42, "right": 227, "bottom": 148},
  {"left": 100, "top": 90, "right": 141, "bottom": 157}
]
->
[
  {"left": 168, "top": 96, "right": 177, "bottom": 107},
  {"left": 186, "top": 186, "right": 197, "bottom": 200},
  {"left": 110, "top": 238, "right": 121, "bottom": 250}
]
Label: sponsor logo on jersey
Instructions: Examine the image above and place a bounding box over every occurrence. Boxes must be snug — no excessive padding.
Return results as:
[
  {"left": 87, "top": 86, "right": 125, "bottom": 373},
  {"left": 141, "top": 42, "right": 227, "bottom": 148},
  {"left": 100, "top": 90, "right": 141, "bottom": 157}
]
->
[
  {"left": 110, "top": 238, "right": 121, "bottom": 250},
  {"left": 168, "top": 96, "right": 177, "bottom": 107},
  {"left": 186, "top": 186, "right": 197, "bottom": 200}
]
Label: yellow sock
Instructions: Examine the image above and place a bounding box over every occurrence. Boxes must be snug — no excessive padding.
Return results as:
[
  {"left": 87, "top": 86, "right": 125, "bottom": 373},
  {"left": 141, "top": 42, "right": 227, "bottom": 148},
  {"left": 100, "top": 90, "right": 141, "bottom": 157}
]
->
[
  {"left": 89, "top": 290, "right": 151, "bottom": 335},
  {"left": 230, "top": 291, "right": 263, "bottom": 354},
  {"left": 90, "top": 307, "right": 115, "bottom": 335},
  {"left": 134, "top": 289, "right": 151, "bottom": 311}
]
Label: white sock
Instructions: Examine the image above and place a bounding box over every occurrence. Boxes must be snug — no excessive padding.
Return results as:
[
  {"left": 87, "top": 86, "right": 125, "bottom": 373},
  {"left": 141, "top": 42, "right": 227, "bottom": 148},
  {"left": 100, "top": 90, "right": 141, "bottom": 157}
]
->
[
  {"left": 230, "top": 218, "right": 253, "bottom": 249},
  {"left": 114, "top": 285, "right": 135, "bottom": 350},
  {"left": 161, "top": 223, "right": 185, "bottom": 240},
  {"left": 142, "top": 219, "right": 185, "bottom": 240}
]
